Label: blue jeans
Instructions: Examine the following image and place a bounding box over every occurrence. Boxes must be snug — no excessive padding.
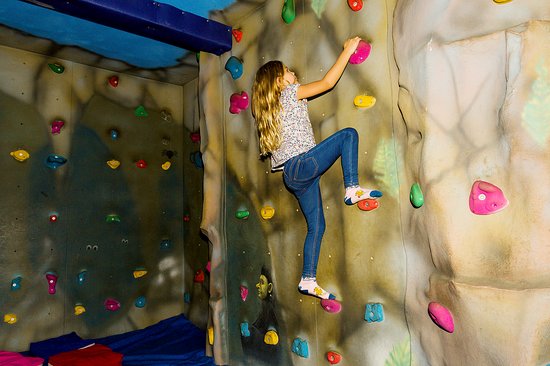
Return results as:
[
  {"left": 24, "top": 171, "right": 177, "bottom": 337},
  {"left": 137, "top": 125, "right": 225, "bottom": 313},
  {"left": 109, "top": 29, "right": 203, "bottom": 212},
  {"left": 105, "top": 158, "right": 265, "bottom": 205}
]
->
[{"left": 282, "top": 128, "right": 360, "bottom": 278}]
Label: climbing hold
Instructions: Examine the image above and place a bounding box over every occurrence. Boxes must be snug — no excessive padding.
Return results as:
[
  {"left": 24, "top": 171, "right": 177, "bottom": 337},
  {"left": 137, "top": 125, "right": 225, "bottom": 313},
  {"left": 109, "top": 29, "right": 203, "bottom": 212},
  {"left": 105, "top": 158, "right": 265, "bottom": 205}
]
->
[
  {"left": 327, "top": 351, "right": 342, "bottom": 364},
  {"left": 469, "top": 180, "right": 508, "bottom": 215},
  {"left": 104, "top": 298, "right": 121, "bottom": 311},
  {"left": 321, "top": 299, "right": 342, "bottom": 313},
  {"left": 133, "top": 268, "right": 147, "bottom": 278},
  {"left": 232, "top": 29, "right": 243, "bottom": 42},
  {"left": 136, "top": 159, "right": 147, "bottom": 169},
  {"left": 10, "top": 149, "right": 30, "bottom": 162},
  {"left": 349, "top": 40, "right": 372, "bottom": 64},
  {"left": 208, "top": 326, "right": 214, "bottom": 345},
  {"left": 364, "top": 303, "right": 384, "bottom": 322},
  {"left": 194, "top": 269, "right": 205, "bottom": 283},
  {"left": 74, "top": 304, "right": 86, "bottom": 315},
  {"left": 108, "top": 75, "right": 119, "bottom": 87},
  {"left": 160, "top": 239, "right": 172, "bottom": 250},
  {"left": 225, "top": 56, "right": 243, "bottom": 80},
  {"left": 3, "top": 314, "right": 17, "bottom": 324},
  {"left": 428, "top": 302, "right": 454, "bottom": 333},
  {"left": 183, "top": 214, "right": 191, "bottom": 222},
  {"left": 353, "top": 95, "right": 376, "bottom": 108},
  {"left": 206, "top": 261, "right": 211, "bottom": 273},
  {"left": 48, "top": 63, "right": 64, "bottom": 74},
  {"left": 11, "top": 276, "right": 22, "bottom": 291},
  {"left": 493, "top": 0, "right": 512, "bottom": 3},
  {"left": 161, "top": 161, "right": 171, "bottom": 170},
  {"left": 190, "top": 151, "right": 203, "bottom": 168},
  {"left": 51, "top": 120, "right": 64, "bottom": 134},
  {"left": 264, "top": 330, "right": 279, "bottom": 345},
  {"left": 135, "top": 296, "right": 147, "bottom": 308},
  {"left": 240, "top": 322, "right": 250, "bottom": 337},
  {"left": 281, "top": 0, "right": 296, "bottom": 24},
  {"left": 160, "top": 109, "right": 172, "bottom": 122},
  {"left": 184, "top": 292, "right": 191, "bottom": 303},
  {"left": 236, "top": 210, "right": 250, "bottom": 220},
  {"left": 357, "top": 198, "right": 379, "bottom": 211},
  {"left": 110, "top": 129, "right": 119, "bottom": 140},
  {"left": 49, "top": 213, "right": 58, "bottom": 222},
  {"left": 45, "top": 154, "right": 67, "bottom": 169},
  {"left": 190, "top": 132, "right": 201, "bottom": 143},
  {"left": 291, "top": 337, "right": 309, "bottom": 358},
  {"left": 229, "top": 91, "right": 249, "bottom": 114},
  {"left": 240, "top": 285, "right": 248, "bottom": 301},
  {"left": 105, "top": 214, "right": 120, "bottom": 223},
  {"left": 260, "top": 206, "right": 275, "bottom": 219},
  {"left": 134, "top": 105, "right": 148, "bottom": 117},
  {"left": 347, "top": 0, "right": 363, "bottom": 11},
  {"left": 106, "top": 159, "right": 120, "bottom": 169},
  {"left": 45, "top": 272, "right": 58, "bottom": 295},
  {"left": 77, "top": 270, "right": 87, "bottom": 285},
  {"left": 410, "top": 183, "right": 424, "bottom": 208}
]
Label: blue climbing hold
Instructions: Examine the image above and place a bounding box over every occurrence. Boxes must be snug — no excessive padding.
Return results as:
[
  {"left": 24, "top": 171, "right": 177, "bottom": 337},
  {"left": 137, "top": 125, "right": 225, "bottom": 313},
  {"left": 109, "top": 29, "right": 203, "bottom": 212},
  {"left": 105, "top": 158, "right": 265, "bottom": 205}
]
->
[
  {"left": 240, "top": 322, "right": 250, "bottom": 337},
  {"left": 135, "top": 296, "right": 147, "bottom": 308},
  {"left": 45, "top": 154, "right": 67, "bottom": 169},
  {"left": 292, "top": 338, "right": 309, "bottom": 358},
  {"left": 77, "top": 270, "right": 87, "bottom": 285},
  {"left": 364, "top": 303, "right": 384, "bottom": 323},
  {"left": 225, "top": 56, "right": 243, "bottom": 79},
  {"left": 160, "top": 239, "right": 172, "bottom": 250},
  {"left": 110, "top": 129, "right": 119, "bottom": 140},
  {"left": 190, "top": 151, "right": 203, "bottom": 168},
  {"left": 11, "top": 276, "right": 22, "bottom": 291}
]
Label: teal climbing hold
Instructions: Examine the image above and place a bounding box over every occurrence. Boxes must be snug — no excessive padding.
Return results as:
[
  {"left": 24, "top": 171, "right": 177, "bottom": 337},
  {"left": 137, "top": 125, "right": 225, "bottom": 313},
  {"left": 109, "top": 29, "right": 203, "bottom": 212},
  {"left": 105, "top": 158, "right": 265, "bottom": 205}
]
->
[
  {"left": 240, "top": 322, "right": 250, "bottom": 337},
  {"left": 135, "top": 296, "right": 147, "bottom": 308},
  {"left": 77, "top": 270, "right": 87, "bottom": 285},
  {"left": 282, "top": 0, "right": 296, "bottom": 24},
  {"left": 225, "top": 56, "right": 243, "bottom": 79},
  {"left": 410, "top": 183, "right": 424, "bottom": 208},
  {"left": 365, "top": 303, "right": 384, "bottom": 323},
  {"left": 11, "top": 276, "right": 22, "bottom": 291},
  {"left": 45, "top": 154, "right": 67, "bottom": 169},
  {"left": 292, "top": 338, "right": 309, "bottom": 358}
]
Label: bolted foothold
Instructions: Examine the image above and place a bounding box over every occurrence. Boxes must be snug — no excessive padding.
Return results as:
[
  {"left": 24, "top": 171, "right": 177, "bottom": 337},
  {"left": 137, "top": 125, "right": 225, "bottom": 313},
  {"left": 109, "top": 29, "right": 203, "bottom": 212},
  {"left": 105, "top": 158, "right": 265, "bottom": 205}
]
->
[
  {"left": 353, "top": 95, "right": 376, "bottom": 108},
  {"left": 136, "top": 159, "right": 147, "bottom": 169},
  {"left": 107, "top": 159, "right": 120, "bottom": 169},
  {"left": 264, "top": 329, "right": 279, "bottom": 345},
  {"left": 74, "top": 304, "right": 86, "bottom": 315},
  {"left": 321, "top": 299, "right": 342, "bottom": 313},
  {"left": 428, "top": 302, "right": 454, "bottom": 333},
  {"left": 327, "top": 351, "right": 342, "bottom": 364},
  {"left": 161, "top": 161, "right": 171, "bottom": 170},
  {"left": 469, "top": 180, "right": 508, "bottom": 215},
  {"left": 260, "top": 206, "right": 275, "bottom": 219},
  {"left": 133, "top": 268, "right": 147, "bottom": 278},
  {"left": 134, "top": 296, "right": 147, "bottom": 308},
  {"left": 240, "top": 285, "right": 248, "bottom": 301},
  {"left": 281, "top": 0, "right": 296, "bottom": 24},
  {"left": 160, "top": 109, "right": 172, "bottom": 122},
  {"left": 108, "top": 75, "right": 119, "bottom": 87},
  {"left": 184, "top": 292, "right": 191, "bottom": 303},
  {"left": 3, "top": 313, "right": 17, "bottom": 324},
  {"left": 45, "top": 154, "right": 67, "bottom": 169},
  {"left": 134, "top": 105, "right": 148, "bottom": 117},
  {"left": 49, "top": 213, "right": 58, "bottom": 222},
  {"left": 208, "top": 326, "right": 214, "bottom": 345},
  {"left": 110, "top": 129, "right": 119, "bottom": 140},
  {"left": 10, "top": 149, "right": 30, "bottom": 162},
  {"left": 11, "top": 276, "right": 22, "bottom": 291},
  {"left": 410, "top": 183, "right": 424, "bottom": 208},
  {"left": 236, "top": 210, "right": 250, "bottom": 220},
  {"left": 349, "top": 40, "right": 372, "bottom": 64},
  {"left": 225, "top": 56, "right": 243, "bottom": 79},
  {"left": 105, "top": 214, "right": 121, "bottom": 223},
  {"left": 240, "top": 322, "right": 250, "bottom": 337},
  {"left": 194, "top": 269, "right": 205, "bottom": 283},
  {"left": 357, "top": 198, "right": 379, "bottom": 211},
  {"left": 46, "top": 272, "right": 58, "bottom": 295},
  {"left": 347, "top": 0, "right": 363, "bottom": 11},
  {"left": 291, "top": 337, "right": 309, "bottom": 358},
  {"left": 364, "top": 303, "right": 384, "bottom": 323},
  {"left": 51, "top": 119, "right": 65, "bottom": 134},
  {"left": 104, "top": 298, "right": 121, "bottom": 311},
  {"left": 48, "top": 63, "right": 64, "bottom": 74},
  {"left": 160, "top": 239, "right": 172, "bottom": 250},
  {"left": 77, "top": 270, "right": 87, "bottom": 285},
  {"left": 229, "top": 91, "right": 249, "bottom": 114},
  {"left": 190, "top": 132, "right": 201, "bottom": 143},
  {"left": 232, "top": 29, "right": 243, "bottom": 42}
]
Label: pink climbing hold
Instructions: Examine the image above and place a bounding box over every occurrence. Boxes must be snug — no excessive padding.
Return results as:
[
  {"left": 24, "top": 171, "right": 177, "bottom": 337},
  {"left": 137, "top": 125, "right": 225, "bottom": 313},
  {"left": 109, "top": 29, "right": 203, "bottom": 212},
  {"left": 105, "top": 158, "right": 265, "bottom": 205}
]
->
[
  {"left": 51, "top": 120, "right": 64, "bottom": 134},
  {"left": 190, "top": 132, "right": 201, "bottom": 143},
  {"left": 320, "top": 299, "right": 342, "bottom": 313},
  {"left": 240, "top": 285, "right": 248, "bottom": 301},
  {"left": 206, "top": 261, "right": 211, "bottom": 273},
  {"left": 104, "top": 298, "right": 121, "bottom": 311},
  {"left": 428, "top": 302, "right": 454, "bottom": 333},
  {"left": 349, "top": 40, "right": 371, "bottom": 64},
  {"left": 229, "top": 91, "right": 249, "bottom": 114},
  {"left": 469, "top": 180, "right": 508, "bottom": 215},
  {"left": 46, "top": 273, "right": 58, "bottom": 295}
]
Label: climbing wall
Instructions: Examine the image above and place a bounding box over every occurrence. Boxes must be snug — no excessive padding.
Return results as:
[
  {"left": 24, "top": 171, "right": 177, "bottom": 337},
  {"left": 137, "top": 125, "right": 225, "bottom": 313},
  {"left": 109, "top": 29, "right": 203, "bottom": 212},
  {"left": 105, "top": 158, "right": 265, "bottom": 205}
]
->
[
  {"left": 200, "top": 0, "right": 407, "bottom": 364},
  {"left": 0, "top": 44, "right": 209, "bottom": 351}
]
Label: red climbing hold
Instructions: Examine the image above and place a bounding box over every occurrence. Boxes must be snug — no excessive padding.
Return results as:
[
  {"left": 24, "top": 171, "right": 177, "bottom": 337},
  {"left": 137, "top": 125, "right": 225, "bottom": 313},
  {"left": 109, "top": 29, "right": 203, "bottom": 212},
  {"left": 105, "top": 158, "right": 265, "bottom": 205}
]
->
[
  {"left": 194, "top": 269, "right": 205, "bottom": 283},
  {"left": 347, "top": 0, "right": 363, "bottom": 11},
  {"left": 326, "top": 351, "right": 342, "bottom": 364},
  {"left": 232, "top": 29, "right": 243, "bottom": 42},
  {"left": 136, "top": 159, "right": 147, "bottom": 169},
  {"left": 357, "top": 198, "right": 379, "bottom": 211},
  {"left": 108, "top": 75, "right": 119, "bottom": 87}
]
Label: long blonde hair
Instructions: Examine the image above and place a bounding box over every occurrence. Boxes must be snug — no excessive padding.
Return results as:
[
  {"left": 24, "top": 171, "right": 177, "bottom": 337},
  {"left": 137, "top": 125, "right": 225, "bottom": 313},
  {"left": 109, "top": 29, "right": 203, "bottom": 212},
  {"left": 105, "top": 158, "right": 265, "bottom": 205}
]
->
[{"left": 251, "top": 60, "right": 285, "bottom": 157}]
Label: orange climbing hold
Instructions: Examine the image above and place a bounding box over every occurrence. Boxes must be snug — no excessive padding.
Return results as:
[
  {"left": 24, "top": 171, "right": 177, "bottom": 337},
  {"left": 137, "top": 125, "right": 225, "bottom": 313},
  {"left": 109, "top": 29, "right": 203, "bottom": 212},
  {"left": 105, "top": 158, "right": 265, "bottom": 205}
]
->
[{"left": 357, "top": 198, "right": 379, "bottom": 211}]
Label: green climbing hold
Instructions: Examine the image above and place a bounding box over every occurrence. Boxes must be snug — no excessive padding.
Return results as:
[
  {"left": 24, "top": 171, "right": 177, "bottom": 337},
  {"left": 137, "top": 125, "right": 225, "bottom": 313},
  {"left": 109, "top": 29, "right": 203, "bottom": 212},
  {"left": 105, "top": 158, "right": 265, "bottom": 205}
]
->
[
  {"left": 236, "top": 210, "right": 250, "bottom": 220},
  {"left": 282, "top": 0, "right": 296, "bottom": 24},
  {"left": 105, "top": 214, "right": 121, "bottom": 223},
  {"left": 134, "top": 105, "right": 148, "bottom": 117},
  {"left": 410, "top": 183, "right": 424, "bottom": 208},
  {"left": 48, "top": 63, "right": 65, "bottom": 74}
]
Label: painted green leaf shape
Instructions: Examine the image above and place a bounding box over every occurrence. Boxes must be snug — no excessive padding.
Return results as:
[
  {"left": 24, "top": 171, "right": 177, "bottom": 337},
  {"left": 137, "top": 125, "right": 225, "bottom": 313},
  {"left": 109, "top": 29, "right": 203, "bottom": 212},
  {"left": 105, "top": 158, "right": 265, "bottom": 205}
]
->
[
  {"left": 311, "top": 0, "right": 328, "bottom": 19},
  {"left": 384, "top": 339, "right": 411, "bottom": 366},
  {"left": 372, "top": 137, "right": 399, "bottom": 199},
  {"left": 522, "top": 59, "right": 550, "bottom": 148}
]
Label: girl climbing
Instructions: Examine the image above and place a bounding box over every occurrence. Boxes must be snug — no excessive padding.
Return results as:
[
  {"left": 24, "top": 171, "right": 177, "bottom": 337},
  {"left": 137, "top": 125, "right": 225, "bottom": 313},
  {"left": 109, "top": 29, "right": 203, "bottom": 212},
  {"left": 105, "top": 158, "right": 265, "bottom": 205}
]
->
[{"left": 251, "top": 37, "right": 382, "bottom": 301}]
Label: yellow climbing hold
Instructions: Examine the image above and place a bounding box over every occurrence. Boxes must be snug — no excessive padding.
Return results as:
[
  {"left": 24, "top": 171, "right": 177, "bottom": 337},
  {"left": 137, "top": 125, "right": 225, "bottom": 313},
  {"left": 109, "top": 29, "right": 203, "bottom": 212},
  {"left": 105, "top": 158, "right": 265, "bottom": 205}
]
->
[
  {"left": 3, "top": 313, "right": 17, "bottom": 324},
  {"left": 208, "top": 326, "right": 214, "bottom": 345},
  {"left": 133, "top": 269, "right": 148, "bottom": 278},
  {"left": 107, "top": 159, "right": 120, "bottom": 169},
  {"left": 162, "top": 161, "right": 171, "bottom": 170},
  {"left": 264, "top": 330, "right": 279, "bottom": 345},
  {"left": 74, "top": 305, "right": 86, "bottom": 315},
  {"left": 10, "top": 149, "right": 30, "bottom": 162},
  {"left": 493, "top": 0, "right": 512, "bottom": 3},
  {"left": 260, "top": 206, "right": 275, "bottom": 220},
  {"left": 353, "top": 95, "right": 376, "bottom": 108}
]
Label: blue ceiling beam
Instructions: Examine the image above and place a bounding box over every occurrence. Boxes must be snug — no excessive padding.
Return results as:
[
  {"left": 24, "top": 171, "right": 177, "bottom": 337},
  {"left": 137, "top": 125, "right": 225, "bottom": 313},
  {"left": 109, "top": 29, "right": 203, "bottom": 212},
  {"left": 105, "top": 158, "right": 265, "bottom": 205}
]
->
[{"left": 21, "top": 0, "right": 232, "bottom": 55}]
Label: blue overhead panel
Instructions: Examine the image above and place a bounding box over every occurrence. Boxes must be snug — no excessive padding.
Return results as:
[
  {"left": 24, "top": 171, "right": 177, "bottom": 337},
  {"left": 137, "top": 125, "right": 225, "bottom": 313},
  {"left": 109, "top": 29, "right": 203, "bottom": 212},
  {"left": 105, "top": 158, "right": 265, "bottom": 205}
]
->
[{"left": 22, "top": 0, "right": 232, "bottom": 55}]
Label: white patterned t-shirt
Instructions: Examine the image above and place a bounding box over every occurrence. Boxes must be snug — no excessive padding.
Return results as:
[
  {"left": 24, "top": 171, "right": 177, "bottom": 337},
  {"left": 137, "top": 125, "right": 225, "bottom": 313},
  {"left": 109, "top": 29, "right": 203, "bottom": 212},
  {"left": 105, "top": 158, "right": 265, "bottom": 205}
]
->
[{"left": 270, "top": 83, "right": 316, "bottom": 170}]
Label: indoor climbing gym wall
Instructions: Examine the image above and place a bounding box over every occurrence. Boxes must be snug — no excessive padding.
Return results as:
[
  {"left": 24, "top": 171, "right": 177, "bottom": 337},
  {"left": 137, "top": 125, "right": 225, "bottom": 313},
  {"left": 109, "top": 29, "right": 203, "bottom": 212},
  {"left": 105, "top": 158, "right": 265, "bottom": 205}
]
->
[
  {"left": 0, "top": 44, "right": 210, "bottom": 351},
  {"left": 200, "top": 0, "right": 550, "bottom": 366}
]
